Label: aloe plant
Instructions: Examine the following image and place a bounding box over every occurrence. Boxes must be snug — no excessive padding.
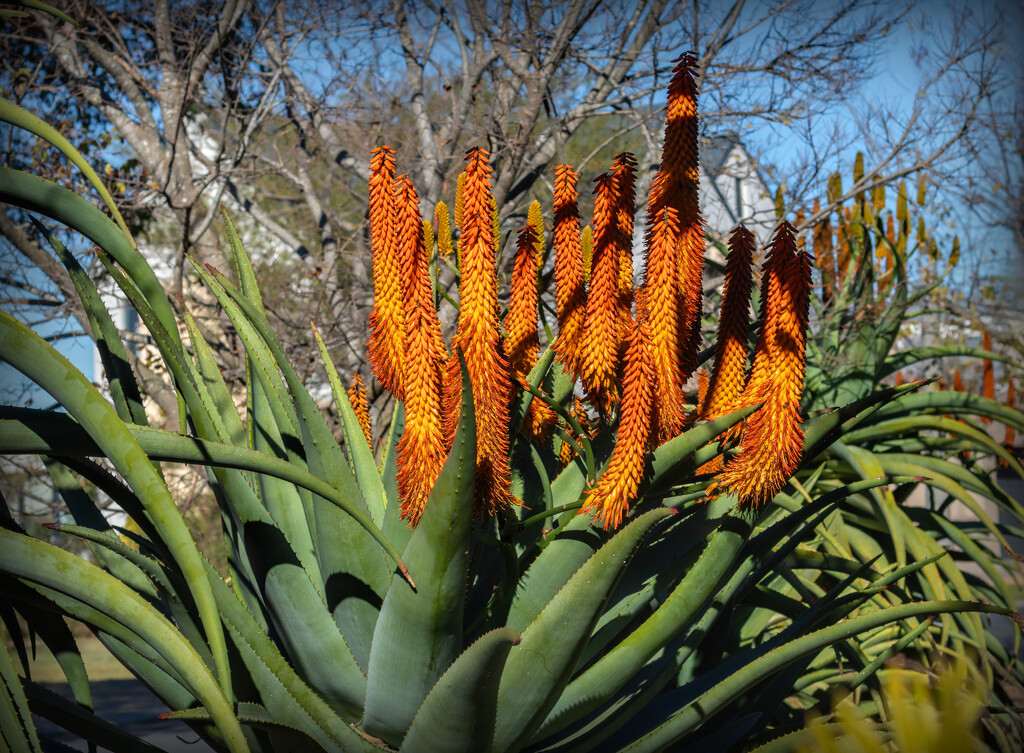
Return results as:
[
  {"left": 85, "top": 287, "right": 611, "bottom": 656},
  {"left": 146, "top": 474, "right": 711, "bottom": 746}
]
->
[{"left": 2, "top": 48, "right": 1023, "bottom": 753}]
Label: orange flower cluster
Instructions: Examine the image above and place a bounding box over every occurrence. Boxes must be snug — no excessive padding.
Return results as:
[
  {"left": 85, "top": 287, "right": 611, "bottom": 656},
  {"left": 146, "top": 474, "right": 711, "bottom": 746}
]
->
[
  {"left": 362, "top": 50, "right": 815, "bottom": 529},
  {"left": 710, "top": 222, "right": 812, "bottom": 506}
]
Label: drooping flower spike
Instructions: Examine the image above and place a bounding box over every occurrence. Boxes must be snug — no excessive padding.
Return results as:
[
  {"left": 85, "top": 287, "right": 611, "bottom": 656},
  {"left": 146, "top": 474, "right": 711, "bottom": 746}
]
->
[{"left": 710, "top": 221, "right": 811, "bottom": 507}]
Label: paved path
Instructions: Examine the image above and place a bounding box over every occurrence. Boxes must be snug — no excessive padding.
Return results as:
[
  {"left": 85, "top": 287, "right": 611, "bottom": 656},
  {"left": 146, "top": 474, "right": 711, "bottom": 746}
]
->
[{"left": 35, "top": 680, "right": 214, "bottom": 752}]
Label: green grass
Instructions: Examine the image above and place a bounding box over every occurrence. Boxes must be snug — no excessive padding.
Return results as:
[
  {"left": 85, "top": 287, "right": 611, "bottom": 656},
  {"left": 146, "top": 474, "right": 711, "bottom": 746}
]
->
[{"left": 12, "top": 634, "right": 134, "bottom": 683}]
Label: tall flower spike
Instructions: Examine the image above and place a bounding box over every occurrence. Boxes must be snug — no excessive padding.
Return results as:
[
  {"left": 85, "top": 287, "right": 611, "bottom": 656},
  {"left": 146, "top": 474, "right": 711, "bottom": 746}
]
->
[
  {"left": 454, "top": 172, "right": 465, "bottom": 229},
  {"left": 396, "top": 302, "right": 447, "bottom": 525},
  {"left": 640, "top": 201, "right": 686, "bottom": 444},
  {"left": 506, "top": 223, "right": 541, "bottom": 383},
  {"left": 395, "top": 175, "right": 448, "bottom": 524},
  {"left": 663, "top": 53, "right": 705, "bottom": 383},
  {"left": 1005, "top": 377, "right": 1016, "bottom": 453},
  {"left": 698, "top": 226, "right": 754, "bottom": 473},
  {"left": 449, "top": 148, "right": 515, "bottom": 515},
  {"left": 982, "top": 332, "right": 994, "bottom": 423},
  {"left": 579, "top": 172, "right": 624, "bottom": 418},
  {"left": 612, "top": 153, "right": 637, "bottom": 320},
  {"left": 506, "top": 221, "right": 559, "bottom": 442},
  {"left": 580, "top": 317, "right": 654, "bottom": 529},
  {"left": 398, "top": 176, "right": 446, "bottom": 360},
  {"left": 347, "top": 373, "right": 372, "bottom": 446},
  {"left": 528, "top": 200, "right": 545, "bottom": 268},
  {"left": 640, "top": 53, "right": 704, "bottom": 440},
  {"left": 711, "top": 221, "right": 811, "bottom": 507},
  {"left": 553, "top": 165, "right": 586, "bottom": 379},
  {"left": 702, "top": 226, "right": 755, "bottom": 420},
  {"left": 367, "top": 146, "right": 405, "bottom": 397},
  {"left": 435, "top": 201, "right": 454, "bottom": 258},
  {"left": 812, "top": 198, "right": 836, "bottom": 299},
  {"left": 581, "top": 225, "right": 594, "bottom": 281},
  {"left": 695, "top": 369, "right": 708, "bottom": 415}
]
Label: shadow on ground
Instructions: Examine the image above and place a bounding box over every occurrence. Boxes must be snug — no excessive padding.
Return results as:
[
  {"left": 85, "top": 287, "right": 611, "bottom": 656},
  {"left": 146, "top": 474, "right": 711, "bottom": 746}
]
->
[{"left": 36, "top": 679, "right": 214, "bottom": 752}]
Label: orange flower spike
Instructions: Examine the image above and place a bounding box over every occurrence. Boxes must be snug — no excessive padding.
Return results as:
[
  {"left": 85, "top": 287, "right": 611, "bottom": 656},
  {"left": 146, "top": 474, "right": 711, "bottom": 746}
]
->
[
  {"left": 612, "top": 152, "right": 638, "bottom": 317},
  {"left": 713, "top": 221, "right": 811, "bottom": 507},
  {"left": 813, "top": 198, "right": 836, "bottom": 299},
  {"left": 398, "top": 176, "right": 447, "bottom": 362},
  {"left": 553, "top": 165, "right": 586, "bottom": 378},
  {"left": 454, "top": 172, "right": 465, "bottom": 229},
  {"left": 367, "top": 145, "right": 405, "bottom": 397},
  {"left": 451, "top": 148, "right": 515, "bottom": 514},
  {"left": 506, "top": 223, "right": 541, "bottom": 383},
  {"left": 695, "top": 369, "right": 708, "bottom": 414},
  {"left": 581, "top": 317, "right": 654, "bottom": 529},
  {"left": 396, "top": 302, "right": 447, "bottom": 525},
  {"left": 658, "top": 53, "right": 705, "bottom": 381},
  {"left": 347, "top": 373, "right": 372, "bottom": 446},
  {"left": 982, "top": 332, "right": 995, "bottom": 423},
  {"left": 580, "top": 172, "right": 624, "bottom": 418},
  {"left": 581, "top": 225, "right": 594, "bottom": 282},
  {"left": 702, "top": 226, "right": 755, "bottom": 421},
  {"left": 435, "top": 201, "right": 453, "bottom": 258},
  {"left": 954, "top": 370, "right": 965, "bottom": 392},
  {"left": 1006, "top": 377, "right": 1016, "bottom": 450},
  {"left": 640, "top": 200, "right": 686, "bottom": 444},
  {"left": 528, "top": 200, "right": 546, "bottom": 268}
]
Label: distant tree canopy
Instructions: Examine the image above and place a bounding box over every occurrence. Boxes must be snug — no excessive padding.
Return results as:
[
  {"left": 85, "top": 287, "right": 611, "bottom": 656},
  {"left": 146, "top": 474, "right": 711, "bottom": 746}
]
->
[{"left": 2, "top": 0, "right": 1019, "bottom": 416}]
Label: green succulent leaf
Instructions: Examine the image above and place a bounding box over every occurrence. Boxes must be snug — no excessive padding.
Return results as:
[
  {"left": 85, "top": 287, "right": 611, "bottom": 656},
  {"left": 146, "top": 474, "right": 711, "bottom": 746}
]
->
[
  {"left": 492, "top": 506, "right": 674, "bottom": 753},
  {"left": 400, "top": 627, "right": 520, "bottom": 753},
  {"left": 362, "top": 353, "right": 476, "bottom": 745}
]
